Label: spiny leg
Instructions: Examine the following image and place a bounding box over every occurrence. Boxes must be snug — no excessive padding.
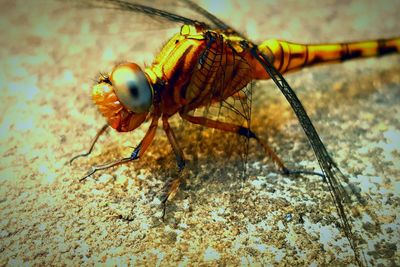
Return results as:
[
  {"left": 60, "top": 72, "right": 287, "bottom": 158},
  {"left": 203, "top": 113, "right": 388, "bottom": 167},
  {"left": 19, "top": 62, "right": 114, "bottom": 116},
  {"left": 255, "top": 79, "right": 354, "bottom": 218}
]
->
[
  {"left": 70, "top": 124, "right": 109, "bottom": 164},
  {"left": 161, "top": 117, "right": 186, "bottom": 219},
  {"left": 180, "top": 112, "right": 324, "bottom": 178},
  {"left": 80, "top": 116, "right": 159, "bottom": 181},
  {"left": 80, "top": 156, "right": 134, "bottom": 182}
]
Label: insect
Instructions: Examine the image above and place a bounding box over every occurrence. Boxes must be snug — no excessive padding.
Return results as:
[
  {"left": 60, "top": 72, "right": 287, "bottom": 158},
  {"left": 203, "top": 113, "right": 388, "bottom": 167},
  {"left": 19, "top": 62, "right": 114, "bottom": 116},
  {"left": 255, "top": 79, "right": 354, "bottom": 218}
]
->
[{"left": 70, "top": 0, "right": 400, "bottom": 265}]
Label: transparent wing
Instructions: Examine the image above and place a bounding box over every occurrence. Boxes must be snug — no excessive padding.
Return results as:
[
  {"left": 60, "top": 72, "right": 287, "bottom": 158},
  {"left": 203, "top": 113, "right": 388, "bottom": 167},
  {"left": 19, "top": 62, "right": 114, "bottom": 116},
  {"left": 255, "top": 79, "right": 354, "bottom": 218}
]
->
[
  {"left": 75, "top": 0, "right": 228, "bottom": 31},
  {"left": 184, "top": 81, "right": 254, "bottom": 175},
  {"left": 217, "top": 82, "right": 253, "bottom": 174}
]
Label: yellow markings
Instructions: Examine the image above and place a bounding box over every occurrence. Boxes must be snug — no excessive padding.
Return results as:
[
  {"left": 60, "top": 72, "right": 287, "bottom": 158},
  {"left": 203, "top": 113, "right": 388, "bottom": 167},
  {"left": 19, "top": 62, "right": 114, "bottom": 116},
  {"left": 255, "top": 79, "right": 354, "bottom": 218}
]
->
[
  {"left": 279, "top": 41, "right": 290, "bottom": 72},
  {"left": 163, "top": 40, "right": 194, "bottom": 73},
  {"left": 144, "top": 68, "right": 159, "bottom": 85},
  {"left": 154, "top": 33, "right": 182, "bottom": 65},
  {"left": 180, "top": 24, "right": 191, "bottom": 35},
  {"left": 388, "top": 39, "right": 400, "bottom": 50},
  {"left": 349, "top": 41, "right": 377, "bottom": 57},
  {"left": 258, "top": 39, "right": 282, "bottom": 69},
  {"left": 286, "top": 43, "right": 306, "bottom": 69},
  {"left": 309, "top": 44, "right": 342, "bottom": 61},
  {"left": 92, "top": 82, "right": 113, "bottom": 100},
  {"left": 180, "top": 24, "right": 204, "bottom": 40}
]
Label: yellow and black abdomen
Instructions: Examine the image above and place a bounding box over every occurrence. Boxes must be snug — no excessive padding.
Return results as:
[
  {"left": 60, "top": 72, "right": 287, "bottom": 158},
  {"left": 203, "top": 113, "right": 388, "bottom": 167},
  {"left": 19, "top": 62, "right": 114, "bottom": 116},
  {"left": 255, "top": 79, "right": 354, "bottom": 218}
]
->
[{"left": 252, "top": 37, "right": 400, "bottom": 79}]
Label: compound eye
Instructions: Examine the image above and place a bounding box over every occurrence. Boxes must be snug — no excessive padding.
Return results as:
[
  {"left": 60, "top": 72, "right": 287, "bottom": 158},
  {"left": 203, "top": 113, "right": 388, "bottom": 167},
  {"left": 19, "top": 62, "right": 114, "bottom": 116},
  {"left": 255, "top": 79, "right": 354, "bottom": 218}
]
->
[{"left": 110, "top": 63, "right": 153, "bottom": 113}]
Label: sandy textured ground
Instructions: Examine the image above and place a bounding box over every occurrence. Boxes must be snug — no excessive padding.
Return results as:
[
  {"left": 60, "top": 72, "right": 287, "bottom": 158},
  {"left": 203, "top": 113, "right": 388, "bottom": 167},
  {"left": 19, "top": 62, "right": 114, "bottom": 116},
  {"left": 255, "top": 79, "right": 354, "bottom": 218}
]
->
[{"left": 0, "top": 0, "right": 399, "bottom": 266}]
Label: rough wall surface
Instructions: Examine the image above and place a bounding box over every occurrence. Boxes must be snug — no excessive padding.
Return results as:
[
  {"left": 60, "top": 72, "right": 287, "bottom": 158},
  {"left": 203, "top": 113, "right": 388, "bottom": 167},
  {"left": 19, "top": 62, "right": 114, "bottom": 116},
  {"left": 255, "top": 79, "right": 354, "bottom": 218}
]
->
[{"left": 0, "top": 0, "right": 399, "bottom": 266}]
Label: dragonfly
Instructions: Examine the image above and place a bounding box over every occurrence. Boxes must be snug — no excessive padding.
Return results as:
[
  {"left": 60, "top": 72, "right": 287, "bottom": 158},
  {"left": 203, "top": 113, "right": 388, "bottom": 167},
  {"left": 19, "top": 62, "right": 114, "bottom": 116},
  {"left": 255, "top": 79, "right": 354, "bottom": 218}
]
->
[{"left": 69, "top": 0, "right": 400, "bottom": 265}]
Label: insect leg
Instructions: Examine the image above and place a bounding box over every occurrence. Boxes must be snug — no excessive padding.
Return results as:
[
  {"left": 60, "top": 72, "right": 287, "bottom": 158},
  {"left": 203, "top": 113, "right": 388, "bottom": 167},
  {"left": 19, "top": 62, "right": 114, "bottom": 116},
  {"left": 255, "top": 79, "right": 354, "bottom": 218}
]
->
[
  {"left": 180, "top": 113, "right": 283, "bottom": 166},
  {"left": 79, "top": 116, "right": 159, "bottom": 181},
  {"left": 70, "top": 124, "right": 109, "bottom": 164},
  {"left": 180, "top": 113, "right": 323, "bottom": 177},
  {"left": 162, "top": 117, "right": 186, "bottom": 171},
  {"left": 160, "top": 117, "right": 187, "bottom": 219}
]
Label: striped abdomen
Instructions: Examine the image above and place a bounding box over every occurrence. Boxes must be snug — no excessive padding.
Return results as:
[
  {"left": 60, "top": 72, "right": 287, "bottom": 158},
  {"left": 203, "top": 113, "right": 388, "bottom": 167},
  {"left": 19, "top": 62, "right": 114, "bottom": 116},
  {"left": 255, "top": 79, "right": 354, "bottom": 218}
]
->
[{"left": 252, "top": 37, "right": 400, "bottom": 79}]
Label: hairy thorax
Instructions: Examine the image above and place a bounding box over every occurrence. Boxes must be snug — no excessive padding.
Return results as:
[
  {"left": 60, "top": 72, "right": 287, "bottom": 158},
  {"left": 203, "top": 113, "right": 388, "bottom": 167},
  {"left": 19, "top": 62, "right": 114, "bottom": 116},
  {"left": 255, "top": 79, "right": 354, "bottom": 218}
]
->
[{"left": 145, "top": 25, "right": 254, "bottom": 116}]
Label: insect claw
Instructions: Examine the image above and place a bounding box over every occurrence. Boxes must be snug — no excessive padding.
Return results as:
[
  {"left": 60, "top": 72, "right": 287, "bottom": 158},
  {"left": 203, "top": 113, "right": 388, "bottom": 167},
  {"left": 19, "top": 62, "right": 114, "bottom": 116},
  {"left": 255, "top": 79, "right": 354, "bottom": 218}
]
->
[
  {"left": 284, "top": 168, "right": 326, "bottom": 179},
  {"left": 79, "top": 167, "right": 96, "bottom": 182},
  {"left": 161, "top": 196, "right": 168, "bottom": 221},
  {"left": 79, "top": 174, "right": 91, "bottom": 182},
  {"left": 280, "top": 167, "right": 290, "bottom": 175},
  {"left": 70, "top": 124, "right": 109, "bottom": 165}
]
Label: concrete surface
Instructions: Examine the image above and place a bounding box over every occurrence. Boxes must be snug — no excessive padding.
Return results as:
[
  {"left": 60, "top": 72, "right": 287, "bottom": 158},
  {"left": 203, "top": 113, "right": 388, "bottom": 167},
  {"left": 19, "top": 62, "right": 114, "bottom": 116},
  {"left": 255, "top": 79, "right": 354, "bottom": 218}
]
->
[{"left": 0, "top": 0, "right": 399, "bottom": 266}]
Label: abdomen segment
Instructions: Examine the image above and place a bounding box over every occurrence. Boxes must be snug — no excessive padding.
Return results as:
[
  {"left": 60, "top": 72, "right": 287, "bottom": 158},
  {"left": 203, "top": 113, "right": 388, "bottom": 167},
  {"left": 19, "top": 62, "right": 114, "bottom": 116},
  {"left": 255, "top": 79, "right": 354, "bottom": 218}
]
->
[{"left": 252, "top": 37, "right": 400, "bottom": 79}]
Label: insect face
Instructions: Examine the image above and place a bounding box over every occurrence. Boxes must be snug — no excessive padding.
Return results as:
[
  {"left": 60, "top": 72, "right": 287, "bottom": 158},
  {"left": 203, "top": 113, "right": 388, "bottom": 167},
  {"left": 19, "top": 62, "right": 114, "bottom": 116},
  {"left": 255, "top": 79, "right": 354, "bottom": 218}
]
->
[{"left": 91, "top": 63, "right": 152, "bottom": 132}]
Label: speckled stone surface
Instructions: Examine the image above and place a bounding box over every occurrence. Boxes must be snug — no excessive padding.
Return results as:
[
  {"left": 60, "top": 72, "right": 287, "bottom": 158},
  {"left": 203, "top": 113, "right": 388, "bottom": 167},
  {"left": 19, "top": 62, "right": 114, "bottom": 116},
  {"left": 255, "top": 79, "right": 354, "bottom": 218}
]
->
[{"left": 0, "top": 0, "right": 399, "bottom": 266}]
